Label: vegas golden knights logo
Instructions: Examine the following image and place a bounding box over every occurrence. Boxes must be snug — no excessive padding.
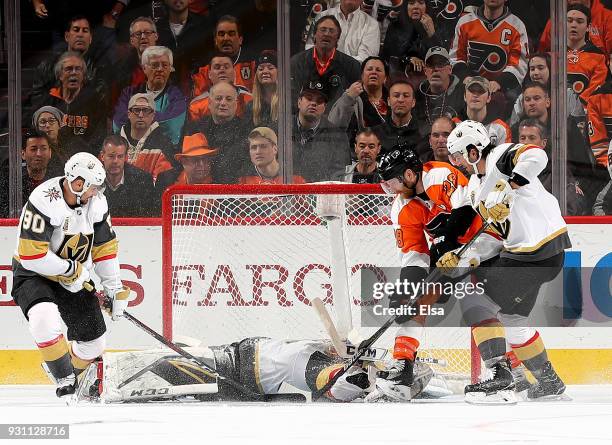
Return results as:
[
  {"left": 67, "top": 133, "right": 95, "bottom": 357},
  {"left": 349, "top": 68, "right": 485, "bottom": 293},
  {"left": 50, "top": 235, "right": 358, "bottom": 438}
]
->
[{"left": 56, "top": 233, "right": 93, "bottom": 262}]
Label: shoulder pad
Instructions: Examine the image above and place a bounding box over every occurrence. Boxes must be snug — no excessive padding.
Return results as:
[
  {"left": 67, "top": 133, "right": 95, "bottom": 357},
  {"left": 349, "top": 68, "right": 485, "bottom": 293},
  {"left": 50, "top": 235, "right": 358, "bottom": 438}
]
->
[{"left": 27, "top": 177, "right": 65, "bottom": 225}]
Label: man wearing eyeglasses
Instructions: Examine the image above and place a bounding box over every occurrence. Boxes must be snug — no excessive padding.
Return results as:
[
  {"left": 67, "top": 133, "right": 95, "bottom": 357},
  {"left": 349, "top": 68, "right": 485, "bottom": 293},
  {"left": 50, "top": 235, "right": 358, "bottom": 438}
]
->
[
  {"left": 113, "top": 46, "right": 187, "bottom": 146},
  {"left": 35, "top": 51, "right": 108, "bottom": 158},
  {"left": 116, "top": 93, "right": 177, "bottom": 183}
]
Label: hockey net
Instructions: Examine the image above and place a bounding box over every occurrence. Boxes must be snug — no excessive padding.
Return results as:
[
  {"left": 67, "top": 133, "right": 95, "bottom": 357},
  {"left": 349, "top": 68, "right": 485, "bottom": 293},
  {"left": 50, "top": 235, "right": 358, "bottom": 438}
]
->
[{"left": 162, "top": 184, "right": 479, "bottom": 385}]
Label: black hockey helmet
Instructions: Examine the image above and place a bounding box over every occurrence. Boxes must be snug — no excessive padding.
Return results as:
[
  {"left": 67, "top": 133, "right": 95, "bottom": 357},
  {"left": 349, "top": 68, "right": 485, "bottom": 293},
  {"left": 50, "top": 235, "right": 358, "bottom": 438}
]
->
[{"left": 378, "top": 144, "right": 422, "bottom": 181}]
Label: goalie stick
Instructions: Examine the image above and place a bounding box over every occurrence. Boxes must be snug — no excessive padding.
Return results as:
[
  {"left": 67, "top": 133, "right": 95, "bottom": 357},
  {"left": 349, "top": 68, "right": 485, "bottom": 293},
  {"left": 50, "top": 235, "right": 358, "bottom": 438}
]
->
[
  {"left": 120, "top": 310, "right": 307, "bottom": 403},
  {"left": 312, "top": 221, "right": 490, "bottom": 401},
  {"left": 84, "top": 283, "right": 306, "bottom": 403}
]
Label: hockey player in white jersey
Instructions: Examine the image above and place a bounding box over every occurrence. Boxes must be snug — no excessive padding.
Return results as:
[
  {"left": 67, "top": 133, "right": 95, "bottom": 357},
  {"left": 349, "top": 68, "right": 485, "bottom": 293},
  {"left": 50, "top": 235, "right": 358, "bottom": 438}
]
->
[
  {"left": 76, "top": 337, "right": 434, "bottom": 403},
  {"left": 11, "top": 151, "right": 130, "bottom": 398},
  {"left": 441, "top": 120, "right": 569, "bottom": 401}
]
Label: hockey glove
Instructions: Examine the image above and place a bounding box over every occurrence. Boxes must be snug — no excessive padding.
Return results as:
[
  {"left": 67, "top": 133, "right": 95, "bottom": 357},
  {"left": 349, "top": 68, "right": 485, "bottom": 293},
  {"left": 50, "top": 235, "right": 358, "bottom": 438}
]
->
[
  {"left": 58, "top": 260, "right": 91, "bottom": 293},
  {"left": 484, "top": 179, "right": 515, "bottom": 223},
  {"left": 436, "top": 251, "right": 480, "bottom": 278},
  {"left": 104, "top": 285, "right": 130, "bottom": 321},
  {"left": 328, "top": 365, "right": 371, "bottom": 402},
  {"left": 429, "top": 235, "right": 461, "bottom": 265}
]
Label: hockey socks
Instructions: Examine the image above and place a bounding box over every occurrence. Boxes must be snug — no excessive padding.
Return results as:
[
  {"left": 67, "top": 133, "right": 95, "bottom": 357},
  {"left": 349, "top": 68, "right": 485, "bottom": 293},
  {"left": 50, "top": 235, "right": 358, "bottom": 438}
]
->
[
  {"left": 510, "top": 331, "right": 549, "bottom": 373},
  {"left": 37, "top": 334, "right": 74, "bottom": 381},
  {"left": 472, "top": 319, "right": 506, "bottom": 363}
]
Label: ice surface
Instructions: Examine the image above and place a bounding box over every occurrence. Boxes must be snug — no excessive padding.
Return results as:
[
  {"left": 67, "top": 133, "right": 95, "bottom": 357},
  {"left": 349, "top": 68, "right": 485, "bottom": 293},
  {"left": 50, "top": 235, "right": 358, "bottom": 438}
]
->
[{"left": 0, "top": 385, "right": 611, "bottom": 444}]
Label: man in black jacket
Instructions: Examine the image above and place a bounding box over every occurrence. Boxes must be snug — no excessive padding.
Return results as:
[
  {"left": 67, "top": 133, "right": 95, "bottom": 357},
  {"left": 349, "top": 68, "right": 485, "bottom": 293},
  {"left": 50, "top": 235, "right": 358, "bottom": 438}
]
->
[
  {"left": 290, "top": 15, "right": 361, "bottom": 113},
  {"left": 184, "top": 82, "right": 250, "bottom": 184},
  {"left": 373, "top": 78, "right": 428, "bottom": 156},
  {"left": 292, "top": 81, "right": 351, "bottom": 182},
  {"left": 99, "top": 135, "right": 159, "bottom": 217}
]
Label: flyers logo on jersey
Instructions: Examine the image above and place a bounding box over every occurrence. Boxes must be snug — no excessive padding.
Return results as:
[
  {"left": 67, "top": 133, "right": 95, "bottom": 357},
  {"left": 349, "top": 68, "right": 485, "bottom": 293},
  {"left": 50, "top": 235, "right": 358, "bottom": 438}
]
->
[
  {"left": 568, "top": 73, "right": 589, "bottom": 95},
  {"left": 467, "top": 41, "right": 507, "bottom": 74},
  {"left": 57, "top": 233, "right": 93, "bottom": 262}
]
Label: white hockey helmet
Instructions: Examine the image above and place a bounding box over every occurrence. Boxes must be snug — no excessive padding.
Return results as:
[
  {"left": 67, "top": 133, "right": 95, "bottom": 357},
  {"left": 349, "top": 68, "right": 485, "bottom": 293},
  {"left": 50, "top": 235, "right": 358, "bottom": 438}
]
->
[
  {"left": 447, "top": 120, "right": 491, "bottom": 167},
  {"left": 64, "top": 152, "right": 106, "bottom": 200}
]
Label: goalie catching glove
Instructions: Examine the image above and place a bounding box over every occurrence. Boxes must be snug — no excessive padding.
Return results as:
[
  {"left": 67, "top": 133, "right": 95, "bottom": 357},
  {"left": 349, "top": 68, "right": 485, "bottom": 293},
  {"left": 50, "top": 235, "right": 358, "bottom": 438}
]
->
[
  {"left": 58, "top": 259, "right": 91, "bottom": 293},
  {"left": 103, "top": 285, "right": 130, "bottom": 320},
  {"left": 482, "top": 179, "right": 515, "bottom": 223}
]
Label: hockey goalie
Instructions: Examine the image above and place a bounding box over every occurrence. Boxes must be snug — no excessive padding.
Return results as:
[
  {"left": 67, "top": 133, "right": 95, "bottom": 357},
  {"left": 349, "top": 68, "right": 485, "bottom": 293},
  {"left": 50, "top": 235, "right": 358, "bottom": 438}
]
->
[{"left": 75, "top": 337, "right": 434, "bottom": 404}]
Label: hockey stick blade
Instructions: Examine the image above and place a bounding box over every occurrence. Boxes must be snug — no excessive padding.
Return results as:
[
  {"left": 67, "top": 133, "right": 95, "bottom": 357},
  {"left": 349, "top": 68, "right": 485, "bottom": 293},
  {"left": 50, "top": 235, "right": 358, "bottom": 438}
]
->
[
  {"left": 312, "top": 221, "right": 490, "bottom": 401},
  {"left": 120, "top": 310, "right": 306, "bottom": 403}
]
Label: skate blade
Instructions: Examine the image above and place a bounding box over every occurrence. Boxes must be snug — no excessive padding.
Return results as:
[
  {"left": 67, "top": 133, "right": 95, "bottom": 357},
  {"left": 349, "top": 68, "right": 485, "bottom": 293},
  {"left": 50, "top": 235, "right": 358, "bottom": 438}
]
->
[
  {"left": 465, "top": 390, "right": 518, "bottom": 405},
  {"left": 528, "top": 393, "right": 572, "bottom": 402}
]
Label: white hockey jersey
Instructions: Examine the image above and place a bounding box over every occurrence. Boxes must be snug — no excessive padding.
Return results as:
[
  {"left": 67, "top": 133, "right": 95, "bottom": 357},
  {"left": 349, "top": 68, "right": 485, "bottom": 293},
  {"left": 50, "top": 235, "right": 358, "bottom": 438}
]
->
[
  {"left": 467, "top": 143, "right": 571, "bottom": 261},
  {"left": 13, "top": 176, "right": 121, "bottom": 289}
]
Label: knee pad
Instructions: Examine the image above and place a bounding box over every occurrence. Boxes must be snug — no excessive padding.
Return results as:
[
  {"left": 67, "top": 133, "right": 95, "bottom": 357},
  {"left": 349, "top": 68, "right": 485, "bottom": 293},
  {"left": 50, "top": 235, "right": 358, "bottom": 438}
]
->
[
  {"left": 72, "top": 334, "right": 106, "bottom": 360},
  {"left": 505, "top": 326, "right": 537, "bottom": 346},
  {"left": 26, "top": 302, "right": 63, "bottom": 343}
]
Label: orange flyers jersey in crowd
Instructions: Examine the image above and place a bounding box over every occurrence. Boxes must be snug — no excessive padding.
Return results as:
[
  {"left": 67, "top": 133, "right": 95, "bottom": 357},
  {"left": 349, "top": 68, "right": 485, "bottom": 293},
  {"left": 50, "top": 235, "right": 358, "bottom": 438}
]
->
[
  {"left": 450, "top": 8, "right": 528, "bottom": 86},
  {"left": 567, "top": 42, "right": 609, "bottom": 104},
  {"left": 538, "top": 0, "right": 612, "bottom": 56},
  {"left": 188, "top": 88, "right": 253, "bottom": 121},
  {"left": 587, "top": 80, "right": 612, "bottom": 166},
  {"left": 192, "top": 60, "right": 257, "bottom": 97}
]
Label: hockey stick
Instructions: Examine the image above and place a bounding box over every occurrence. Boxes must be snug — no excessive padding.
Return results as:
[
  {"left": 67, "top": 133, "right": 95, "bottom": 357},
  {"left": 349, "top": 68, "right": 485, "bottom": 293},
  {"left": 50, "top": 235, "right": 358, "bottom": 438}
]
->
[
  {"left": 312, "top": 221, "right": 490, "bottom": 401},
  {"left": 120, "top": 310, "right": 307, "bottom": 403}
]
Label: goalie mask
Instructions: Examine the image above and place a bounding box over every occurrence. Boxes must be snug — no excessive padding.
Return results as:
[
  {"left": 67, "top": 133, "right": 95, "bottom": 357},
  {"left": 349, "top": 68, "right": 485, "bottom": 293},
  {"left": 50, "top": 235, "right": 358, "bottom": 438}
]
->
[
  {"left": 447, "top": 120, "right": 490, "bottom": 168},
  {"left": 64, "top": 152, "right": 106, "bottom": 203}
]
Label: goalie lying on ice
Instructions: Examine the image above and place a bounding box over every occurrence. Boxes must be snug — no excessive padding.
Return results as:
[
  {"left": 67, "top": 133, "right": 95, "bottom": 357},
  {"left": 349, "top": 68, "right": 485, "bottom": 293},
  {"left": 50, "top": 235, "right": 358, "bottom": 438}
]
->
[{"left": 78, "top": 337, "right": 433, "bottom": 403}]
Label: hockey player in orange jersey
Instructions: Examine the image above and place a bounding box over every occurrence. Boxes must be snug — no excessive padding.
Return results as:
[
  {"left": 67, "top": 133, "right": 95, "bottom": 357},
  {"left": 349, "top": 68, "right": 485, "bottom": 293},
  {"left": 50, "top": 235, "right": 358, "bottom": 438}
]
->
[{"left": 376, "top": 145, "right": 502, "bottom": 401}]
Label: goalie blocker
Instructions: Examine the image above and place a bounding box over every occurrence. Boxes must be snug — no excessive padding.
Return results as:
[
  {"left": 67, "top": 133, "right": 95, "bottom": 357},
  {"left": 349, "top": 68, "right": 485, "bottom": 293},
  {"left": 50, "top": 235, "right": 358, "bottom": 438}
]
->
[{"left": 77, "top": 337, "right": 433, "bottom": 403}]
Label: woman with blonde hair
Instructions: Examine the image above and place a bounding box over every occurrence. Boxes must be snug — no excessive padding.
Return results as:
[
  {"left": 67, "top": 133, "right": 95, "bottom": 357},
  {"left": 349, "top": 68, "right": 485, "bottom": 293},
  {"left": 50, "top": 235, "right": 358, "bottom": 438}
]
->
[{"left": 245, "top": 50, "right": 278, "bottom": 130}]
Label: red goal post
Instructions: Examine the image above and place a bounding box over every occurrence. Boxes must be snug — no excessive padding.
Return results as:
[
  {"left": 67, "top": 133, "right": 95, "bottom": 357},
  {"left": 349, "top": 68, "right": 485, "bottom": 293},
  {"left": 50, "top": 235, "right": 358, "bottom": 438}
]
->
[{"left": 161, "top": 183, "right": 479, "bottom": 384}]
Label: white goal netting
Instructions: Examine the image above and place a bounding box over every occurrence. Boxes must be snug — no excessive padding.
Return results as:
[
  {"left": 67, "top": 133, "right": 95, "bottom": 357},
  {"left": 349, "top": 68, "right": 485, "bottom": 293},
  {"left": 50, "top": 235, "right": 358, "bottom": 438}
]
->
[{"left": 162, "top": 184, "right": 476, "bottom": 383}]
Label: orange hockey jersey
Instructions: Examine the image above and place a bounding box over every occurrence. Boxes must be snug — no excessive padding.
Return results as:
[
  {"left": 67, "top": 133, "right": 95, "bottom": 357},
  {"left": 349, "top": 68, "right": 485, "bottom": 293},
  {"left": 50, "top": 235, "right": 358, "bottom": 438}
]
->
[
  {"left": 391, "top": 162, "right": 484, "bottom": 268},
  {"left": 587, "top": 80, "right": 612, "bottom": 166},
  {"left": 449, "top": 6, "right": 529, "bottom": 91},
  {"left": 192, "top": 58, "right": 256, "bottom": 97},
  {"left": 538, "top": 0, "right": 612, "bottom": 56},
  {"left": 567, "top": 41, "right": 609, "bottom": 104}
]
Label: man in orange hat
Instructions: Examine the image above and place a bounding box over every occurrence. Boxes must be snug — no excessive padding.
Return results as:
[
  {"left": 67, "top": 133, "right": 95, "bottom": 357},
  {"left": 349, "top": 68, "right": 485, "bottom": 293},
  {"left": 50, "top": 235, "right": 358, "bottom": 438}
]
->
[{"left": 156, "top": 132, "right": 217, "bottom": 190}]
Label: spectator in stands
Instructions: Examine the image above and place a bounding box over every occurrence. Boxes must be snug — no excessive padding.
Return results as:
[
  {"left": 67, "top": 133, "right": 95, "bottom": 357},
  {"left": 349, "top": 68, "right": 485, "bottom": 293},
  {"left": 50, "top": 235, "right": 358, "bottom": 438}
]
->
[
  {"left": 37, "top": 51, "right": 108, "bottom": 156},
  {"left": 184, "top": 82, "right": 250, "bottom": 184},
  {"left": 293, "top": 81, "right": 351, "bottom": 182},
  {"left": 372, "top": 79, "right": 426, "bottom": 155},
  {"left": 509, "top": 53, "right": 584, "bottom": 127},
  {"left": 291, "top": 15, "right": 361, "bottom": 112},
  {"left": 239, "top": 127, "right": 305, "bottom": 184},
  {"left": 427, "top": 115, "right": 455, "bottom": 163},
  {"left": 593, "top": 144, "right": 612, "bottom": 215},
  {"left": 511, "top": 82, "right": 551, "bottom": 140},
  {"left": 30, "top": 15, "right": 113, "bottom": 107},
  {"left": 421, "top": 0, "right": 481, "bottom": 50},
  {"left": 456, "top": 76, "right": 512, "bottom": 145},
  {"left": 382, "top": 0, "right": 442, "bottom": 77},
  {"left": 517, "top": 119, "right": 587, "bottom": 215},
  {"left": 414, "top": 46, "right": 465, "bottom": 129},
  {"left": 112, "top": 17, "right": 159, "bottom": 107},
  {"left": 117, "top": 92, "right": 176, "bottom": 182},
  {"left": 305, "top": 0, "right": 380, "bottom": 63},
  {"left": 586, "top": 77, "right": 612, "bottom": 167},
  {"left": 32, "top": 105, "right": 70, "bottom": 167},
  {"left": 336, "top": 128, "right": 382, "bottom": 183},
  {"left": 539, "top": 0, "right": 612, "bottom": 56},
  {"left": 188, "top": 54, "right": 253, "bottom": 122},
  {"left": 0, "top": 130, "right": 58, "bottom": 217},
  {"left": 157, "top": 132, "right": 218, "bottom": 188},
  {"left": 99, "top": 134, "right": 159, "bottom": 217},
  {"left": 565, "top": 4, "right": 608, "bottom": 104},
  {"left": 192, "top": 15, "right": 256, "bottom": 96},
  {"left": 514, "top": 82, "right": 606, "bottom": 207},
  {"left": 113, "top": 46, "right": 187, "bottom": 145},
  {"left": 450, "top": 0, "right": 529, "bottom": 112},
  {"left": 156, "top": 0, "right": 214, "bottom": 95},
  {"left": 328, "top": 56, "right": 388, "bottom": 145},
  {"left": 244, "top": 50, "right": 279, "bottom": 130}
]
